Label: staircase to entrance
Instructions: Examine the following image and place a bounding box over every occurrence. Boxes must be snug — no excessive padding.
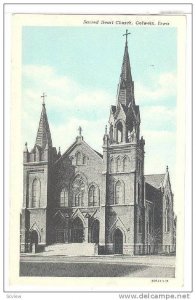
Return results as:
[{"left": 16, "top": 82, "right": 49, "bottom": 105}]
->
[{"left": 44, "top": 243, "right": 98, "bottom": 256}]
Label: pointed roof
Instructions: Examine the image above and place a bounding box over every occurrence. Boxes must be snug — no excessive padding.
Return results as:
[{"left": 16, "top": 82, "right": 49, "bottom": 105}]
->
[
  {"left": 117, "top": 37, "right": 135, "bottom": 107},
  {"left": 121, "top": 41, "right": 133, "bottom": 83},
  {"left": 35, "top": 103, "right": 52, "bottom": 149},
  {"left": 54, "top": 136, "right": 103, "bottom": 165}
]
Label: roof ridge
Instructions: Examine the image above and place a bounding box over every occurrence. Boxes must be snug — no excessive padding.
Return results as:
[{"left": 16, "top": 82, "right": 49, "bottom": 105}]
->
[{"left": 145, "top": 173, "right": 165, "bottom": 176}]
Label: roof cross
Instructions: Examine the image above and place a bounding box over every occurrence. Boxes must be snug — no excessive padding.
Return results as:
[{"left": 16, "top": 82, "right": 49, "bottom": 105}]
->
[
  {"left": 78, "top": 126, "right": 82, "bottom": 136},
  {"left": 123, "top": 29, "right": 131, "bottom": 44},
  {"left": 41, "top": 92, "right": 47, "bottom": 105}
]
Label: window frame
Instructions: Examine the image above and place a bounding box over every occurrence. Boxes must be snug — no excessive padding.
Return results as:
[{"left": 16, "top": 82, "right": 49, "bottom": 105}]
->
[
  {"left": 32, "top": 178, "right": 40, "bottom": 208},
  {"left": 59, "top": 188, "right": 69, "bottom": 207}
]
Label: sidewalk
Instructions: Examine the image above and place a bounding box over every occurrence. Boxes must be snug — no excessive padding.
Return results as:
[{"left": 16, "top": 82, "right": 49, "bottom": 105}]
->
[{"left": 20, "top": 253, "right": 176, "bottom": 267}]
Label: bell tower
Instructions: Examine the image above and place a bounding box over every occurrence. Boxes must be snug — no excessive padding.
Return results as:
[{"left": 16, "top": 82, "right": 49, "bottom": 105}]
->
[
  {"left": 21, "top": 94, "right": 58, "bottom": 252},
  {"left": 103, "top": 31, "right": 145, "bottom": 255}
]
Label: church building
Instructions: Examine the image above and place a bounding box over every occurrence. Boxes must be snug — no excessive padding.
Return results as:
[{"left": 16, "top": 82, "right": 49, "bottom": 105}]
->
[{"left": 20, "top": 32, "right": 175, "bottom": 256}]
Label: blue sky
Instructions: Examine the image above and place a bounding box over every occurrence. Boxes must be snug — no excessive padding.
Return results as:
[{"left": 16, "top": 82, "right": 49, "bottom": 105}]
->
[{"left": 22, "top": 26, "right": 177, "bottom": 190}]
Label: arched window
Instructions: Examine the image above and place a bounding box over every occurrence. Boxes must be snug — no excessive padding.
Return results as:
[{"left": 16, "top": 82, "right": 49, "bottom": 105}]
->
[
  {"left": 76, "top": 152, "right": 82, "bottom": 165},
  {"left": 116, "top": 157, "right": 121, "bottom": 173},
  {"left": 60, "top": 188, "right": 68, "bottom": 207},
  {"left": 115, "top": 181, "right": 123, "bottom": 204},
  {"left": 83, "top": 155, "right": 87, "bottom": 165},
  {"left": 117, "top": 122, "right": 123, "bottom": 143},
  {"left": 75, "top": 193, "right": 82, "bottom": 207},
  {"left": 110, "top": 158, "right": 115, "bottom": 173},
  {"left": 72, "top": 176, "right": 85, "bottom": 207},
  {"left": 89, "top": 185, "right": 95, "bottom": 206},
  {"left": 32, "top": 178, "right": 40, "bottom": 208},
  {"left": 88, "top": 185, "right": 99, "bottom": 206},
  {"left": 123, "top": 156, "right": 129, "bottom": 172},
  {"left": 128, "top": 130, "right": 131, "bottom": 142}
]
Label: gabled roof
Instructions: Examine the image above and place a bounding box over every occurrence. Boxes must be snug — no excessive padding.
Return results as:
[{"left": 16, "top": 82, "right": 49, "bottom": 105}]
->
[
  {"left": 145, "top": 174, "right": 165, "bottom": 189},
  {"left": 55, "top": 137, "right": 103, "bottom": 164},
  {"left": 93, "top": 149, "right": 103, "bottom": 158}
]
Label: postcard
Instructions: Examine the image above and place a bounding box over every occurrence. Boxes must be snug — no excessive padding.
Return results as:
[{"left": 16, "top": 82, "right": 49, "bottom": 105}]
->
[{"left": 4, "top": 4, "right": 193, "bottom": 295}]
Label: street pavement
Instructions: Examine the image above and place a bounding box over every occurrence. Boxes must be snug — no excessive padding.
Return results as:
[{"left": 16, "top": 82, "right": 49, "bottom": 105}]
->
[{"left": 20, "top": 255, "right": 175, "bottom": 277}]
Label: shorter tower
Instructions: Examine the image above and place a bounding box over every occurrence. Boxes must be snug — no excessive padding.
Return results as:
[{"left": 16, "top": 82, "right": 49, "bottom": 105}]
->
[{"left": 20, "top": 96, "right": 58, "bottom": 252}]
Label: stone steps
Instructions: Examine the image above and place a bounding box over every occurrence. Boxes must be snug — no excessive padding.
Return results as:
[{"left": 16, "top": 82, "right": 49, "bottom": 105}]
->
[{"left": 44, "top": 243, "right": 98, "bottom": 256}]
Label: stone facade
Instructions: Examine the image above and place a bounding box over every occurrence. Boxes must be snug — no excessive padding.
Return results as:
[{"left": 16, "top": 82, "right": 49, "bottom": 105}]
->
[{"left": 20, "top": 36, "right": 176, "bottom": 255}]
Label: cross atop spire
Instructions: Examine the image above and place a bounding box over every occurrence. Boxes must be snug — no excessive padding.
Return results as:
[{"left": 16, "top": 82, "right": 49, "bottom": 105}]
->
[
  {"left": 123, "top": 29, "right": 131, "bottom": 45},
  {"left": 35, "top": 98, "right": 52, "bottom": 149},
  {"left": 116, "top": 30, "right": 135, "bottom": 107},
  {"left": 78, "top": 126, "right": 82, "bottom": 136},
  {"left": 41, "top": 92, "right": 47, "bottom": 105}
]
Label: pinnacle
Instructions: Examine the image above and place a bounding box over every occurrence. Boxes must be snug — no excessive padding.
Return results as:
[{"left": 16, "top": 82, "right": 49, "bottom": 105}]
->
[{"left": 35, "top": 102, "right": 52, "bottom": 149}]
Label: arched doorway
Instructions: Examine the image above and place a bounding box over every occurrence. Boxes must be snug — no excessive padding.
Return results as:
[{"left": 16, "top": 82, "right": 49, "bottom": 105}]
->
[
  {"left": 91, "top": 220, "right": 99, "bottom": 243},
  {"left": 30, "top": 230, "right": 39, "bottom": 253},
  {"left": 114, "top": 228, "right": 123, "bottom": 254},
  {"left": 31, "top": 230, "right": 38, "bottom": 244},
  {"left": 71, "top": 217, "right": 84, "bottom": 243}
]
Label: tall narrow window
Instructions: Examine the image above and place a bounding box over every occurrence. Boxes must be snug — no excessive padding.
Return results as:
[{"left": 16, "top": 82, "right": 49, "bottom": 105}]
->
[
  {"left": 110, "top": 158, "right": 115, "bottom": 173},
  {"left": 147, "top": 221, "right": 149, "bottom": 234},
  {"left": 72, "top": 176, "right": 85, "bottom": 207},
  {"left": 117, "top": 122, "right": 123, "bottom": 143},
  {"left": 83, "top": 156, "right": 87, "bottom": 165},
  {"left": 138, "top": 218, "right": 142, "bottom": 233},
  {"left": 165, "top": 197, "right": 170, "bottom": 232},
  {"left": 110, "top": 125, "right": 113, "bottom": 141},
  {"left": 115, "top": 181, "right": 122, "bottom": 204},
  {"left": 165, "top": 208, "right": 170, "bottom": 232},
  {"left": 123, "top": 156, "right": 129, "bottom": 172},
  {"left": 149, "top": 212, "right": 152, "bottom": 234},
  {"left": 60, "top": 188, "right": 68, "bottom": 207},
  {"left": 32, "top": 178, "right": 40, "bottom": 208},
  {"left": 88, "top": 185, "right": 99, "bottom": 206},
  {"left": 138, "top": 161, "right": 140, "bottom": 174},
  {"left": 76, "top": 152, "right": 81, "bottom": 165},
  {"left": 116, "top": 157, "right": 121, "bottom": 172},
  {"left": 138, "top": 183, "right": 140, "bottom": 202},
  {"left": 75, "top": 193, "right": 82, "bottom": 207}
]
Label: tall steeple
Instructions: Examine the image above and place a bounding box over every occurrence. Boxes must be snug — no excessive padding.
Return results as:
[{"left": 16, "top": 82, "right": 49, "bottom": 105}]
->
[
  {"left": 35, "top": 93, "right": 52, "bottom": 149},
  {"left": 117, "top": 30, "right": 135, "bottom": 107},
  {"left": 107, "top": 31, "right": 141, "bottom": 145}
]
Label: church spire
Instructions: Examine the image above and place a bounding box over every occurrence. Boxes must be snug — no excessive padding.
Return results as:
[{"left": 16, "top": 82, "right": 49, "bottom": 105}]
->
[
  {"left": 35, "top": 94, "right": 53, "bottom": 149},
  {"left": 117, "top": 30, "right": 135, "bottom": 107}
]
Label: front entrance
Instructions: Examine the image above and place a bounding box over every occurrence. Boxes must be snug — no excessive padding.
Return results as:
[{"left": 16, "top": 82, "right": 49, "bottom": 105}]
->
[
  {"left": 56, "top": 229, "right": 69, "bottom": 243},
  {"left": 91, "top": 220, "right": 99, "bottom": 243},
  {"left": 71, "top": 217, "right": 84, "bottom": 243},
  {"left": 114, "top": 228, "right": 123, "bottom": 254},
  {"left": 30, "top": 230, "right": 38, "bottom": 253}
]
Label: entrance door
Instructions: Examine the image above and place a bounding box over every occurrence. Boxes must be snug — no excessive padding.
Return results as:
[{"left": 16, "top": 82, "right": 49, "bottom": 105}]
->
[
  {"left": 71, "top": 217, "right": 84, "bottom": 243},
  {"left": 114, "top": 228, "right": 123, "bottom": 254},
  {"left": 30, "top": 230, "right": 38, "bottom": 253},
  {"left": 91, "top": 220, "right": 99, "bottom": 243},
  {"left": 31, "top": 230, "right": 38, "bottom": 244}
]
